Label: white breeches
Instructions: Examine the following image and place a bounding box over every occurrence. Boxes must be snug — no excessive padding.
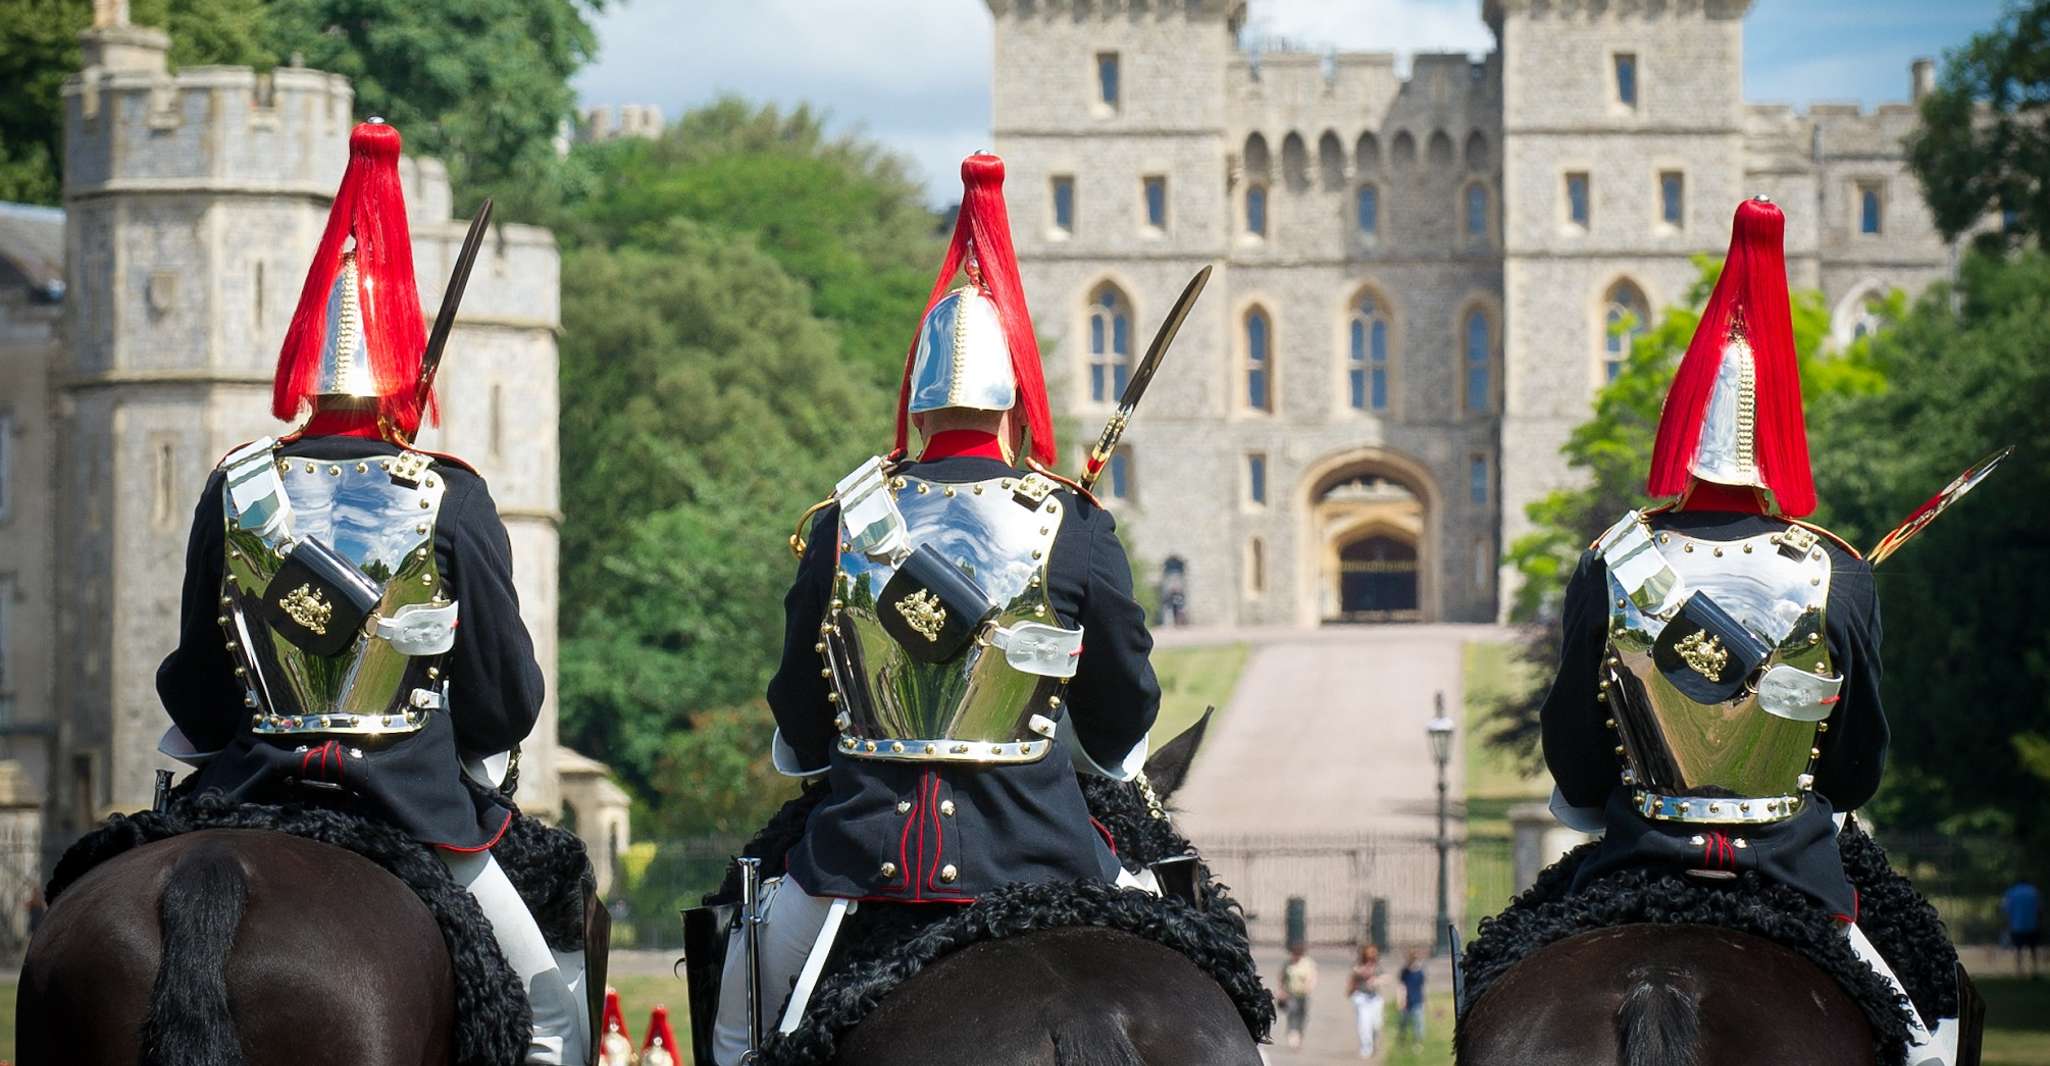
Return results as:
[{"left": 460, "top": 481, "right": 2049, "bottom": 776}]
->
[{"left": 438, "top": 848, "right": 591, "bottom": 1066}]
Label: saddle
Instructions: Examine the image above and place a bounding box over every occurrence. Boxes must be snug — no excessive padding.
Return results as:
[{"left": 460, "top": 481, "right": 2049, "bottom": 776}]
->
[
  {"left": 48, "top": 780, "right": 605, "bottom": 1066},
  {"left": 695, "top": 775, "right": 1274, "bottom": 1066},
  {"left": 1461, "top": 821, "right": 1960, "bottom": 1066}
]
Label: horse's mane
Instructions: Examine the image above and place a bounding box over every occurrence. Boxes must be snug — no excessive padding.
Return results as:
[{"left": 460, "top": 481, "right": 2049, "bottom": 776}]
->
[{"left": 1461, "top": 821, "right": 1957, "bottom": 1066}]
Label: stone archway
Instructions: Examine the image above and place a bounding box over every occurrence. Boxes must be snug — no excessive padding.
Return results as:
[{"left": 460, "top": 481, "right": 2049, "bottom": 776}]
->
[{"left": 1298, "top": 448, "right": 1440, "bottom": 624}]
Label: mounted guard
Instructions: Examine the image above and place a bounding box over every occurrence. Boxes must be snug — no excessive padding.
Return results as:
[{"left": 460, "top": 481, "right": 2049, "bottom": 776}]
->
[
  {"left": 152, "top": 120, "right": 590, "bottom": 1065},
  {"left": 1520, "top": 196, "right": 1975, "bottom": 1065},
  {"left": 695, "top": 152, "right": 1165, "bottom": 1064}
]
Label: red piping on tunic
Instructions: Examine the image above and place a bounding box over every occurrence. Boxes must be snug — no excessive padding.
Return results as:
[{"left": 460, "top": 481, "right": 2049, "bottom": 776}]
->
[{"left": 435, "top": 808, "right": 514, "bottom": 854}]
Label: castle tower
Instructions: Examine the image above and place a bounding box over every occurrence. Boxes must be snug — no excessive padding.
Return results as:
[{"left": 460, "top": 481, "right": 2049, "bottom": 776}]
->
[
  {"left": 49, "top": 4, "right": 563, "bottom": 835},
  {"left": 1490, "top": 0, "right": 1752, "bottom": 613}
]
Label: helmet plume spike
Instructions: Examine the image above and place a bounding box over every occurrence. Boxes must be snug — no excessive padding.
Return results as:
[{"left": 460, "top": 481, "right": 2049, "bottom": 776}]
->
[
  {"left": 273, "top": 120, "right": 432, "bottom": 437},
  {"left": 894, "top": 153, "right": 1056, "bottom": 466}
]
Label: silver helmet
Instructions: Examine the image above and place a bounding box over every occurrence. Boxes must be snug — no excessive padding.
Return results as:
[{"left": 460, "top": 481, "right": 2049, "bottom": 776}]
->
[
  {"left": 311, "top": 250, "right": 379, "bottom": 400},
  {"left": 1688, "top": 331, "right": 1763, "bottom": 489},
  {"left": 904, "top": 285, "right": 1017, "bottom": 416}
]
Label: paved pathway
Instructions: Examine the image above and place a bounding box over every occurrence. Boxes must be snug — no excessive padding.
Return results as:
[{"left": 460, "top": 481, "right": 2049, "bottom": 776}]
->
[{"left": 1173, "top": 625, "right": 1503, "bottom": 841}]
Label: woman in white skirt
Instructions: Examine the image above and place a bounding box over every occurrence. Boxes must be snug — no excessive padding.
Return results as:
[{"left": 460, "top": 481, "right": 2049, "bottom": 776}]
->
[{"left": 1347, "top": 943, "right": 1385, "bottom": 1058}]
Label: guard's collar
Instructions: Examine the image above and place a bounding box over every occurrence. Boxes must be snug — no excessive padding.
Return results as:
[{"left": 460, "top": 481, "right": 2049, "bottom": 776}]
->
[{"left": 920, "top": 430, "right": 1008, "bottom": 462}]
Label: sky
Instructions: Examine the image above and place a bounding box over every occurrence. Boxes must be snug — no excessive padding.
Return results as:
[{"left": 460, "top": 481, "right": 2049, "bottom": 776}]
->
[{"left": 572, "top": 1, "right": 2009, "bottom": 204}]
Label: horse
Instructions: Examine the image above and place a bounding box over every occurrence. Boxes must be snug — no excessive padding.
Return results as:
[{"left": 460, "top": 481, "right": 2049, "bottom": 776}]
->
[
  {"left": 18, "top": 829, "right": 458, "bottom": 1066},
  {"left": 1457, "top": 925, "right": 1877, "bottom": 1066},
  {"left": 740, "top": 710, "right": 1269, "bottom": 1066}
]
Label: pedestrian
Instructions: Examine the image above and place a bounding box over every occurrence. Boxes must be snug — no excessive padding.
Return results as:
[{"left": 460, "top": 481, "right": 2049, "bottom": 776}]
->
[
  {"left": 2003, "top": 878, "right": 2041, "bottom": 978},
  {"left": 1347, "top": 943, "right": 1384, "bottom": 1058},
  {"left": 1277, "top": 942, "right": 1319, "bottom": 1050},
  {"left": 1398, "top": 948, "right": 1428, "bottom": 1044}
]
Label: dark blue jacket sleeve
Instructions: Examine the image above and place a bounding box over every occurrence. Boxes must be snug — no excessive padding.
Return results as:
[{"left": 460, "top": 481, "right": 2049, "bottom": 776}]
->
[
  {"left": 440, "top": 476, "right": 545, "bottom": 756},
  {"left": 766, "top": 508, "right": 840, "bottom": 772},
  {"left": 1814, "top": 553, "right": 1887, "bottom": 811},
  {"left": 1066, "top": 509, "right": 1161, "bottom": 770},
  {"left": 157, "top": 471, "right": 244, "bottom": 753},
  {"left": 1540, "top": 549, "right": 1617, "bottom": 809}
]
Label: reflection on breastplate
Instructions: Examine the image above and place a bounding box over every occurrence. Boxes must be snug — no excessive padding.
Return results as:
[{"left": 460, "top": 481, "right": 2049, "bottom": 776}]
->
[
  {"left": 1598, "top": 512, "right": 1841, "bottom": 824},
  {"left": 822, "top": 469, "right": 1079, "bottom": 765},
  {"left": 216, "top": 440, "right": 455, "bottom": 735}
]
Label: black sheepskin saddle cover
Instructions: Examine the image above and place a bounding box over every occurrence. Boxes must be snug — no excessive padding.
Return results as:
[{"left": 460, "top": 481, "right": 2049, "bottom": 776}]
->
[
  {"left": 46, "top": 782, "right": 593, "bottom": 1066},
  {"left": 711, "top": 777, "right": 1276, "bottom": 1066},
  {"left": 1461, "top": 821, "right": 1957, "bottom": 1066}
]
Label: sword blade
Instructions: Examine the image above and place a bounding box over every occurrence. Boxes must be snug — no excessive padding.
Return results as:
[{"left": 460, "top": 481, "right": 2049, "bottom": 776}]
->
[
  {"left": 1868, "top": 444, "right": 2013, "bottom": 566},
  {"left": 414, "top": 198, "right": 494, "bottom": 414},
  {"left": 1080, "top": 265, "right": 1213, "bottom": 491}
]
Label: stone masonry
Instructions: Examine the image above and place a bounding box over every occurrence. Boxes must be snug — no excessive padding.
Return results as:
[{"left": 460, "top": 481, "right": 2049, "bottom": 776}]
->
[{"left": 988, "top": 0, "right": 1956, "bottom": 625}]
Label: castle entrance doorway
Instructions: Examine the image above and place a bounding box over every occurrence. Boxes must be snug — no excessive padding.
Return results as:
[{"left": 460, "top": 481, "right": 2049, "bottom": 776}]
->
[{"left": 1302, "top": 450, "right": 1435, "bottom": 624}]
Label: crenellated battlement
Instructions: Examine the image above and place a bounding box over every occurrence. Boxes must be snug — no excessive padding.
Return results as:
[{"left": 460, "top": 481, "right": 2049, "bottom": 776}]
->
[
  {"left": 63, "top": 59, "right": 355, "bottom": 198},
  {"left": 985, "top": 0, "right": 1245, "bottom": 24}
]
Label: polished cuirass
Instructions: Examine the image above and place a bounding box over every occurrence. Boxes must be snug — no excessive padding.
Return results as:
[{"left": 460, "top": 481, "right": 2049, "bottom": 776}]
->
[
  {"left": 1597, "top": 510, "right": 1842, "bottom": 824},
  {"left": 820, "top": 458, "right": 1083, "bottom": 765},
  {"left": 216, "top": 438, "right": 459, "bottom": 735}
]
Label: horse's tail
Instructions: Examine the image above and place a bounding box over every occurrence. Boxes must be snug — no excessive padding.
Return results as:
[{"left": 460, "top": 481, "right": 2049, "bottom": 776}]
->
[
  {"left": 1049, "top": 1013, "right": 1147, "bottom": 1066},
  {"left": 1615, "top": 968, "right": 1700, "bottom": 1066},
  {"left": 140, "top": 842, "right": 250, "bottom": 1066}
]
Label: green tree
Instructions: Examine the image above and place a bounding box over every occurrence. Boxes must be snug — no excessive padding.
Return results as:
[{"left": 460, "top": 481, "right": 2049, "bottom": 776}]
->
[
  {"left": 1906, "top": 1, "right": 2050, "bottom": 249},
  {"left": 1486, "top": 260, "right": 1873, "bottom": 757},
  {"left": 1805, "top": 251, "right": 2050, "bottom": 845},
  {"left": 541, "top": 98, "right": 942, "bottom": 386},
  {"left": 261, "top": 0, "right": 600, "bottom": 207},
  {"left": 0, "top": 0, "right": 271, "bottom": 203},
  {"left": 554, "top": 220, "right": 888, "bottom": 801}
]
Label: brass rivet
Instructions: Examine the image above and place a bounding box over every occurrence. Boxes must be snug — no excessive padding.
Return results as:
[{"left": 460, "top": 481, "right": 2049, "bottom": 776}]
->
[
  {"left": 421, "top": 573, "right": 433, "bottom": 585},
  {"left": 916, "top": 483, "right": 930, "bottom": 494},
  {"left": 1740, "top": 802, "right": 1751, "bottom": 813},
  {"left": 1049, "top": 696, "right": 1061, "bottom": 709},
  {"left": 304, "top": 462, "right": 316, "bottom": 473},
  {"left": 420, "top": 499, "right": 431, "bottom": 509},
  {"left": 216, "top": 614, "right": 230, "bottom": 626},
  {"left": 924, "top": 743, "right": 936, "bottom": 754},
  {"left": 991, "top": 745, "right": 1004, "bottom": 755},
  {"left": 416, "top": 524, "right": 428, "bottom": 534},
  {"left": 1604, "top": 718, "right": 1616, "bottom": 729},
  {"left": 234, "top": 666, "right": 247, "bottom": 677},
  {"left": 1613, "top": 745, "right": 1626, "bottom": 756},
  {"left": 939, "top": 864, "right": 958, "bottom": 884},
  {"left": 1810, "top": 747, "right": 1822, "bottom": 758},
  {"left": 425, "top": 477, "right": 436, "bottom": 488},
  {"left": 1810, "top": 577, "right": 1821, "bottom": 586},
  {"left": 427, "top": 667, "right": 441, "bottom": 680},
  {"left": 1031, "top": 549, "right": 1043, "bottom": 559},
  {"left": 220, "top": 594, "right": 233, "bottom": 606},
  {"left": 1658, "top": 533, "right": 1670, "bottom": 544},
  {"left": 879, "top": 862, "right": 897, "bottom": 878},
  {"left": 940, "top": 800, "right": 956, "bottom": 816},
  {"left": 896, "top": 801, "right": 912, "bottom": 814},
  {"left": 815, "top": 642, "right": 827, "bottom": 654},
  {"left": 1712, "top": 547, "right": 1724, "bottom": 557},
  {"left": 1682, "top": 543, "right": 1695, "bottom": 553},
  {"left": 1743, "top": 543, "right": 1755, "bottom": 553},
  {"left": 831, "top": 599, "right": 845, "bottom": 611},
  {"left": 1808, "top": 633, "right": 1821, "bottom": 645},
  {"left": 827, "top": 692, "right": 840, "bottom": 703},
  {"left": 973, "top": 485, "right": 985, "bottom": 495},
  {"left": 1817, "top": 721, "right": 1830, "bottom": 733},
  {"left": 821, "top": 668, "right": 833, "bottom": 678},
  {"left": 890, "top": 741, "right": 905, "bottom": 753},
  {"left": 328, "top": 465, "right": 342, "bottom": 477},
  {"left": 357, "top": 462, "right": 369, "bottom": 473},
  {"left": 944, "top": 486, "right": 956, "bottom": 497},
  {"left": 1616, "top": 597, "right": 1627, "bottom": 608},
  {"left": 224, "top": 640, "right": 239, "bottom": 652}
]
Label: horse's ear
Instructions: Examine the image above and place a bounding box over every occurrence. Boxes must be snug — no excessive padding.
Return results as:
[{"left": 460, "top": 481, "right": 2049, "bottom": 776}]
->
[{"left": 1142, "top": 707, "right": 1212, "bottom": 798}]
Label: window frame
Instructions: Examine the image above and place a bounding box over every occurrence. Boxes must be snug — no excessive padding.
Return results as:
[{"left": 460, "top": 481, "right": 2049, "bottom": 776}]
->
[
  {"left": 1857, "top": 181, "right": 1885, "bottom": 235},
  {"left": 1356, "top": 182, "right": 1379, "bottom": 238},
  {"left": 1106, "top": 447, "right": 1135, "bottom": 504},
  {"left": 1243, "top": 305, "right": 1275, "bottom": 413},
  {"left": 0, "top": 410, "right": 11, "bottom": 525},
  {"left": 1469, "top": 453, "right": 1490, "bottom": 506},
  {"left": 1051, "top": 174, "right": 1076, "bottom": 235},
  {"left": 1659, "top": 170, "right": 1685, "bottom": 229},
  {"left": 1246, "top": 536, "right": 1267, "bottom": 596},
  {"left": 1565, "top": 171, "right": 1591, "bottom": 230},
  {"left": 1095, "top": 52, "right": 1121, "bottom": 113},
  {"left": 1462, "top": 179, "right": 1491, "bottom": 246},
  {"left": 1602, "top": 280, "right": 1652, "bottom": 383},
  {"left": 1613, "top": 52, "right": 1639, "bottom": 109},
  {"left": 1347, "top": 291, "right": 1393, "bottom": 414},
  {"left": 1087, "top": 284, "right": 1135, "bottom": 406},
  {"left": 1462, "top": 307, "right": 1494, "bottom": 415},
  {"left": 1142, "top": 174, "right": 1168, "bottom": 232},
  {"left": 1245, "top": 182, "right": 1268, "bottom": 238},
  {"left": 1246, "top": 453, "right": 1268, "bottom": 509}
]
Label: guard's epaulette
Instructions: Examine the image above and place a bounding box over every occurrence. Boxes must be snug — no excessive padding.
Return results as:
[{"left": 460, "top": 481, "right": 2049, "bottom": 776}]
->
[
  {"left": 1786, "top": 518, "right": 1862, "bottom": 560},
  {"left": 1023, "top": 460, "right": 1099, "bottom": 507}
]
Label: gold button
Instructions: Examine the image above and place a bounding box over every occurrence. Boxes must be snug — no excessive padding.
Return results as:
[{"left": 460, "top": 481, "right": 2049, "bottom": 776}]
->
[
  {"left": 895, "top": 801, "right": 912, "bottom": 815},
  {"left": 940, "top": 800, "right": 956, "bottom": 817},
  {"left": 938, "top": 864, "right": 958, "bottom": 884},
  {"left": 879, "top": 862, "right": 897, "bottom": 879}
]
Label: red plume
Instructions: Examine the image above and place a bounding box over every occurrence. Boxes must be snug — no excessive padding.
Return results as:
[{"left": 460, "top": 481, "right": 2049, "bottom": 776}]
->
[
  {"left": 642, "top": 1005, "right": 680, "bottom": 1059},
  {"left": 273, "top": 121, "right": 432, "bottom": 437},
  {"left": 893, "top": 153, "right": 1056, "bottom": 466},
  {"left": 1646, "top": 198, "right": 1815, "bottom": 517}
]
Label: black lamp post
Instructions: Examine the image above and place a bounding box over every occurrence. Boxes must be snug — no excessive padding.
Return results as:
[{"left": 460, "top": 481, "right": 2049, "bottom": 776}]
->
[{"left": 1426, "top": 692, "right": 1456, "bottom": 956}]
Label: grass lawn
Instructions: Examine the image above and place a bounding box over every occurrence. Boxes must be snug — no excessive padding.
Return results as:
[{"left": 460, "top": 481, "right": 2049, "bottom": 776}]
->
[
  {"left": 608, "top": 972, "right": 693, "bottom": 1051},
  {"left": 1148, "top": 642, "right": 1249, "bottom": 749},
  {"left": 1460, "top": 638, "right": 1547, "bottom": 938},
  {"left": 1981, "top": 975, "right": 2050, "bottom": 1066}
]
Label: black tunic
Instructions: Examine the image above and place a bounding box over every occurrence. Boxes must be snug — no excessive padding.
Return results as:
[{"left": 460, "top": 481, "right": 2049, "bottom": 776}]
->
[
  {"left": 1540, "top": 509, "right": 1888, "bottom": 814},
  {"left": 157, "top": 435, "right": 545, "bottom": 850},
  {"left": 772, "top": 455, "right": 1161, "bottom": 902}
]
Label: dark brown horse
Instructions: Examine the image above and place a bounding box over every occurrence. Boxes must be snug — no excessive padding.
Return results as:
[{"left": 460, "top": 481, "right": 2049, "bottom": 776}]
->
[
  {"left": 835, "top": 927, "right": 1263, "bottom": 1065},
  {"left": 1458, "top": 925, "right": 1876, "bottom": 1066},
  {"left": 18, "top": 829, "right": 456, "bottom": 1066}
]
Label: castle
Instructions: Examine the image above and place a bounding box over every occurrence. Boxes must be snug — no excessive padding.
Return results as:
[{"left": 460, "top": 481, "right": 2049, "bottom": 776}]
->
[
  {"left": 0, "top": 7, "right": 627, "bottom": 898},
  {"left": 989, "top": 0, "right": 1955, "bottom": 625}
]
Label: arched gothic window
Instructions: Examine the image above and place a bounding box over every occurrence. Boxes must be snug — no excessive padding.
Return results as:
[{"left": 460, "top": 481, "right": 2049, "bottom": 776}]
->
[
  {"left": 1603, "top": 280, "right": 1651, "bottom": 382},
  {"left": 1348, "top": 292, "right": 1392, "bottom": 412},
  {"left": 1088, "top": 284, "right": 1133, "bottom": 403}
]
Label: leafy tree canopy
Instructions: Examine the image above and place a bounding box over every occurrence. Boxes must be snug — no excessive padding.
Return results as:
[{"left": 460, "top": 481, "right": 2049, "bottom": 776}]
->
[
  {"left": 1905, "top": 0, "right": 2050, "bottom": 250},
  {"left": 0, "top": 0, "right": 598, "bottom": 206}
]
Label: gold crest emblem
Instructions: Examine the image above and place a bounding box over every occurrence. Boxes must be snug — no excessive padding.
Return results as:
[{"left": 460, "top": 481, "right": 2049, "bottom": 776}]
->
[
  {"left": 280, "top": 583, "right": 333, "bottom": 635},
  {"left": 895, "top": 588, "right": 948, "bottom": 643},
  {"left": 1675, "top": 630, "right": 1729, "bottom": 681}
]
